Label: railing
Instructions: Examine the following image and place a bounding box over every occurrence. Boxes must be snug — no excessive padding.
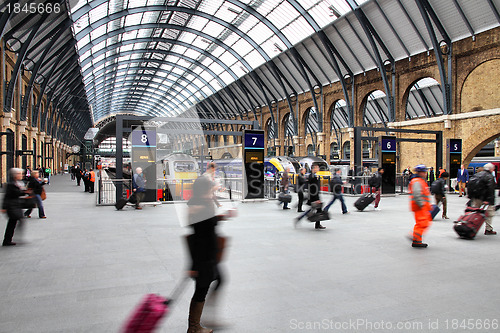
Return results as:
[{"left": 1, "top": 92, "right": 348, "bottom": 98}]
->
[
  {"left": 97, "top": 177, "right": 132, "bottom": 205},
  {"left": 156, "top": 177, "right": 247, "bottom": 202},
  {"left": 278, "top": 174, "right": 410, "bottom": 196},
  {"left": 265, "top": 177, "right": 278, "bottom": 199}
]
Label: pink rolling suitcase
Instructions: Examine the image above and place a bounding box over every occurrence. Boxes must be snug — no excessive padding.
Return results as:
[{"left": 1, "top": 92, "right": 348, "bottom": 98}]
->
[{"left": 122, "top": 278, "right": 188, "bottom": 333}]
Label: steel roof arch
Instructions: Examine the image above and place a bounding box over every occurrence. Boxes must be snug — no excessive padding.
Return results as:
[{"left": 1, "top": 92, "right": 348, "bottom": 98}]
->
[
  {"left": 91, "top": 86, "right": 193, "bottom": 113},
  {"left": 74, "top": 6, "right": 271, "bottom": 62},
  {"left": 89, "top": 77, "right": 202, "bottom": 104}
]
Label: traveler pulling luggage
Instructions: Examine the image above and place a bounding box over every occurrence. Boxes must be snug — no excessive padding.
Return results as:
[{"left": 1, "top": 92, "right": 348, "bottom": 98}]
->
[
  {"left": 454, "top": 205, "right": 488, "bottom": 239},
  {"left": 354, "top": 193, "right": 376, "bottom": 211}
]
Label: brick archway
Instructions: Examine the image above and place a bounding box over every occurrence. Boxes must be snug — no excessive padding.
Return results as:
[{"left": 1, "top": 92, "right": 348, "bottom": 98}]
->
[
  {"left": 401, "top": 76, "right": 441, "bottom": 120},
  {"left": 462, "top": 116, "right": 500, "bottom": 166},
  {"left": 460, "top": 58, "right": 500, "bottom": 113}
]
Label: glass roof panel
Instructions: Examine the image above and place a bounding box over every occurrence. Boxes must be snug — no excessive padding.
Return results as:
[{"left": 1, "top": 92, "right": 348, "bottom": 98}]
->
[
  {"left": 88, "top": 2, "right": 109, "bottom": 25},
  {"left": 68, "top": 0, "right": 365, "bottom": 120}
]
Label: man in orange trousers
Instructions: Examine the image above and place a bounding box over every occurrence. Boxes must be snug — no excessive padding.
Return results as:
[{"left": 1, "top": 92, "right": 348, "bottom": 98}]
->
[{"left": 409, "top": 164, "right": 432, "bottom": 248}]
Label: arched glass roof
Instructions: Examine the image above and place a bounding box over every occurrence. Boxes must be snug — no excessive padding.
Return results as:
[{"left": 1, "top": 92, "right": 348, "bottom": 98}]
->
[{"left": 67, "top": 0, "right": 365, "bottom": 122}]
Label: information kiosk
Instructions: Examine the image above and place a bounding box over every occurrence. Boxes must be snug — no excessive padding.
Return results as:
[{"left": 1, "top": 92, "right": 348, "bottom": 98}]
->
[
  {"left": 131, "top": 126, "right": 157, "bottom": 202},
  {"left": 242, "top": 129, "right": 265, "bottom": 199},
  {"left": 379, "top": 135, "right": 396, "bottom": 194}
]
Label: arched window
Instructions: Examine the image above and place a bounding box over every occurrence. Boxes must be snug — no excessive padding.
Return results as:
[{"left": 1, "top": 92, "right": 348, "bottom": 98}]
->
[
  {"left": 22, "top": 135, "right": 28, "bottom": 170},
  {"left": 6, "top": 129, "right": 14, "bottom": 174},
  {"left": 406, "top": 78, "right": 443, "bottom": 120},
  {"left": 266, "top": 118, "right": 275, "bottom": 146},
  {"left": 307, "top": 144, "right": 314, "bottom": 156},
  {"left": 331, "top": 100, "right": 349, "bottom": 131},
  {"left": 306, "top": 108, "right": 319, "bottom": 136},
  {"left": 33, "top": 138, "right": 37, "bottom": 168},
  {"left": 330, "top": 142, "right": 339, "bottom": 159},
  {"left": 283, "top": 113, "right": 295, "bottom": 154},
  {"left": 363, "top": 141, "right": 370, "bottom": 159},
  {"left": 343, "top": 141, "right": 351, "bottom": 159},
  {"left": 363, "top": 90, "right": 389, "bottom": 126}
]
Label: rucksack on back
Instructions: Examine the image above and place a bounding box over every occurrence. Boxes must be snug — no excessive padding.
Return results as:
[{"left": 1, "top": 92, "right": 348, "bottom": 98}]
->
[
  {"left": 430, "top": 179, "right": 442, "bottom": 194},
  {"left": 368, "top": 174, "right": 376, "bottom": 187},
  {"left": 467, "top": 174, "right": 484, "bottom": 199}
]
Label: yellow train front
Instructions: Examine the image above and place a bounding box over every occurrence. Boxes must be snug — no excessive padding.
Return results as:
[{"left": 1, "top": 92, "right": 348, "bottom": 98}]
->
[
  {"left": 159, "top": 153, "right": 199, "bottom": 201},
  {"left": 265, "top": 156, "right": 301, "bottom": 186},
  {"left": 299, "top": 156, "right": 332, "bottom": 191}
]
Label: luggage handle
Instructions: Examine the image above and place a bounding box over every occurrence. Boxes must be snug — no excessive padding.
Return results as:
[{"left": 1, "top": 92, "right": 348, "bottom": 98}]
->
[{"left": 163, "top": 276, "right": 190, "bottom": 305}]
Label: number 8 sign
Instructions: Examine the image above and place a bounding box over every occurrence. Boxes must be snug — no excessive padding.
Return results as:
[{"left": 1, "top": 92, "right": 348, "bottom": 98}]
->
[{"left": 132, "top": 128, "right": 156, "bottom": 147}]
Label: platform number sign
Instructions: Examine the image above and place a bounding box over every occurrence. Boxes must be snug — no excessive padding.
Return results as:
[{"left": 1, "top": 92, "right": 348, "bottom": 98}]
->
[
  {"left": 131, "top": 129, "right": 156, "bottom": 147},
  {"left": 243, "top": 129, "right": 265, "bottom": 199},
  {"left": 449, "top": 139, "right": 462, "bottom": 153},
  {"left": 381, "top": 137, "right": 396, "bottom": 152},
  {"left": 244, "top": 131, "right": 264, "bottom": 149}
]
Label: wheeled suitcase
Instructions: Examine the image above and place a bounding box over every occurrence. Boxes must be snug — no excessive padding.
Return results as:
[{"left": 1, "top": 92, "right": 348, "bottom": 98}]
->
[
  {"left": 115, "top": 198, "right": 128, "bottom": 210},
  {"left": 430, "top": 204, "right": 441, "bottom": 220},
  {"left": 122, "top": 278, "right": 188, "bottom": 333},
  {"left": 354, "top": 194, "right": 375, "bottom": 211},
  {"left": 453, "top": 206, "right": 487, "bottom": 239}
]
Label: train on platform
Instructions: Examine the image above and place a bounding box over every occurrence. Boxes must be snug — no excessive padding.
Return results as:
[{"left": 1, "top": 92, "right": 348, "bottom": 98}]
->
[
  {"left": 468, "top": 156, "right": 500, "bottom": 186},
  {"left": 158, "top": 153, "right": 200, "bottom": 200}
]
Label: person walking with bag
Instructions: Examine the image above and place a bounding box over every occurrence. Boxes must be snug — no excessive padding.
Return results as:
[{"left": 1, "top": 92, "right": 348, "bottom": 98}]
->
[
  {"left": 2, "top": 168, "right": 31, "bottom": 246},
  {"left": 132, "top": 167, "right": 146, "bottom": 210},
  {"left": 431, "top": 171, "right": 449, "bottom": 219},
  {"left": 279, "top": 167, "right": 290, "bottom": 210},
  {"left": 467, "top": 163, "right": 496, "bottom": 235},
  {"left": 185, "top": 174, "right": 233, "bottom": 333},
  {"left": 369, "top": 168, "right": 384, "bottom": 210},
  {"left": 296, "top": 168, "right": 306, "bottom": 212},
  {"left": 409, "top": 165, "right": 433, "bottom": 248},
  {"left": 294, "top": 164, "right": 326, "bottom": 229},
  {"left": 24, "top": 170, "right": 47, "bottom": 219},
  {"left": 324, "top": 168, "right": 348, "bottom": 215}
]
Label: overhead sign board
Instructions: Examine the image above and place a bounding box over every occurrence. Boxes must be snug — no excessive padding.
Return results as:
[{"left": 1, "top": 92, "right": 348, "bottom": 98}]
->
[
  {"left": 131, "top": 128, "right": 157, "bottom": 147},
  {"left": 381, "top": 136, "right": 396, "bottom": 152},
  {"left": 448, "top": 139, "right": 462, "bottom": 153},
  {"left": 244, "top": 131, "right": 264, "bottom": 149}
]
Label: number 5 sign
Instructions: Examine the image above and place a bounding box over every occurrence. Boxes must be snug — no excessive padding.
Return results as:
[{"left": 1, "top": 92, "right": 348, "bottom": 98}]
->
[{"left": 448, "top": 139, "right": 462, "bottom": 153}]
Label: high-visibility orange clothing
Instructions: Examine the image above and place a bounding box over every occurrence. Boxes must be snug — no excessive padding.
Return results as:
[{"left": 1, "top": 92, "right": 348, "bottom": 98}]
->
[
  {"left": 409, "top": 176, "right": 432, "bottom": 243},
  {"left": 89, "top": 171, "right": 95, "bottom": 182},
  {"left": 409, "top": 177, "right": 432, "bottom": 212}
]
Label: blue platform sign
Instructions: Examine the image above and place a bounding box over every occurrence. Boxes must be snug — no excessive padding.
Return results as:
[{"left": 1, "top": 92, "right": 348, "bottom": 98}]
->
[
  {"left": 244, "top": 131, "right": 264, "bottom": 149},
  {"left": 131, "top": 129, "right": 156, "bottom": 147},
  {"left": 449, "top": 139, "right": 462, "bottom": 153},
  {"left": 381, "top": 137, "right": 396, "bottom": 152}
]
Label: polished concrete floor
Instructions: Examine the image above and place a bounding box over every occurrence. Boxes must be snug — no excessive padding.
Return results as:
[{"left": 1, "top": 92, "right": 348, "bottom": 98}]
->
[{"left": 1, "top": 175, "right": 499, "bottom": 333}]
